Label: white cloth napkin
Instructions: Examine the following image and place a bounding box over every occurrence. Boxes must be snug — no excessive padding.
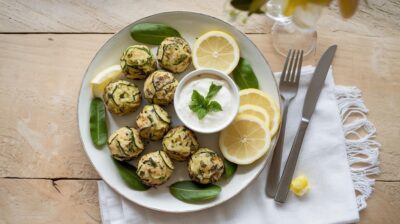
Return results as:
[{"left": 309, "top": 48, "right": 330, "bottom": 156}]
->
[{"left": 98, "top": 66, "right": 360, "bottom": 224}]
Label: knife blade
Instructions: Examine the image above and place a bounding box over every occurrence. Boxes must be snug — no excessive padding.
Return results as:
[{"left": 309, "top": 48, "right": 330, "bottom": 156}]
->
[
  {"left": 302, "top": 45, "right": 337, "bottom": 119},
  {"left": 274, "top": 45, "right": 337, "bottom": 203}
]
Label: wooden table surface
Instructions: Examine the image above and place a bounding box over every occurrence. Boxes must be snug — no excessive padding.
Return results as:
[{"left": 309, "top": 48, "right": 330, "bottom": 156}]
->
[{"left": 0, "top": 0, "right": 399, "bottom": 223}]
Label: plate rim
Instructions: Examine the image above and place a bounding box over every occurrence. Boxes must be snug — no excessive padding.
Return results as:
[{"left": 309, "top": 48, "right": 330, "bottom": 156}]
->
[{"left": 77, "top": 11, "right": 281, "bottom": 213}]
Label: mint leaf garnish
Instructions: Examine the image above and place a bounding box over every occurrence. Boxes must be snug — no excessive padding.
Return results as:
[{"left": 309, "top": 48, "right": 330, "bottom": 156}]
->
[
  {"left": 189, "top": 83, "right": 223, "bottom": 120},
  {"left": 207, "top": 101, "right": 223, "bottom": 112},
  {"left": 196, "top": 108, "right": 208, "bottom": 120},
  {"left": 206, "top": 83, "right": 222, "bottom": 101},
  {"left": 190, "top": 90, "right": 207, "bottom": 108}
]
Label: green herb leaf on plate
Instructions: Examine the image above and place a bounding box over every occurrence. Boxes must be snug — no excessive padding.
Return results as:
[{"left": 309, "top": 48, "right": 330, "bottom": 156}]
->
[
  {"left": 207, "top": 101, "right": 223, "bottom": 112},
  {"left": 206, "top": 83, "right": 222, "bottom": 101},
  {"left": 169, "top": 181, "right": 221, "bottom": 203},
  {"left": 232, "top": 57, "right": 259, "bottom": 90},
  {"left": 113, "top": 158, "right": 150, "bottom": 191},
  {"left": 223, "top": 158, "right": 238, "bottom": 179},
  {"left": 130, "top": 23, "right": 181, "bottom": 45},
  {"left": 189, "top": 83, "right": 223, "bottom": 120},
  {"left": 196, "top": 108, "right": 208, "bottom": 120},
  {"left": 89, "top": 97, "right": 108, "bottom": 148},
  {"left": 190, "top": 90, "right": 207, "bottom": 109}
]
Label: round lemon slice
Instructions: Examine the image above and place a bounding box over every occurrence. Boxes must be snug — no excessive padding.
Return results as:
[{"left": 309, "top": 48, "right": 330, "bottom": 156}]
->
[
  {"left": 238, "top": 104, "right": 270, "bottom": 128},
  {"left": 219, "top": 114, "right": 271, "bottom": 165},
  {"left": 90, "top": 65, "right": 123, "bottom": 98},
  {"left": 239, "top": 89, "right": 280, "bottom": 136},
  {"left": 192, "top": 31, "right": 240, "bottom": 74}
]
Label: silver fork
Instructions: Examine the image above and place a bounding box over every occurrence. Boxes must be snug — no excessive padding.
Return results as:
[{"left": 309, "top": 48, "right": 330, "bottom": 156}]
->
[{"left": 266, "top": 49, "right": 303, "bottom": 197}]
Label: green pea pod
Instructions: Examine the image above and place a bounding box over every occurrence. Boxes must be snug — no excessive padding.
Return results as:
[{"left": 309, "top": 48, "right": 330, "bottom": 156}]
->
[
  {"left": 223, "top": 158, "right": 238, "bottom": 179},
  {"left": 232, "top": 57, "right": 259, "bottom": 90},
  {"left": 169, "top": 181, "right": 221, "bottom": 203},
  {"left": 113, "top": 159, "right": 150, "bottom": 191},
  {"left": 130, "top": 23, "right": 181, "bottom": 45},
  {"left": 89, "top": 98, "right": 107, "bottom": 148}
]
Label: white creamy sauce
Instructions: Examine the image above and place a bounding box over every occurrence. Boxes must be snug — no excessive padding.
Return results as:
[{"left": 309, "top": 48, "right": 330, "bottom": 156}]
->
[{"left": 177, "top": 74, "right": 234, "bottom": 132}]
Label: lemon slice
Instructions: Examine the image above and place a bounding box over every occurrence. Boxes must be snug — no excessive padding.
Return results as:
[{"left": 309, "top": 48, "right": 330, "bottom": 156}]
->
[
  {"left": 219, "top": 114, "right": 271, "bottom": 165},
  {"left": 239, "top": 89, "right": 280, "bottom": 136},
  {"left": 238, "top": 104, "right": 270, "bottom": 128},
  {"left": 90, "top": 65, "right": 123, "bottom": 98},
  {"left": 192, "top": 31, "right": 240, "bottom": 74}
]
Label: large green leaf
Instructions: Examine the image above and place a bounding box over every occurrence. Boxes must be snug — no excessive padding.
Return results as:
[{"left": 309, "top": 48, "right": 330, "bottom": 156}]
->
[
  {"left": 169, "top": 181, "right": 221, "bottom": 203},
  {"left": 232, "top": 57, "right": 259, "bottom": 90},
  {"left": 113, "top": 159, "right": 150, "bottom": 191},
  {"left": 130, "top": 23, "right": 181, "bottom": 45},
  {"left": 89, "top": 98, "right": 107, "bottom": 148},
  {"left": 223, "top": 158, "right": 238, "bottom": 179}
]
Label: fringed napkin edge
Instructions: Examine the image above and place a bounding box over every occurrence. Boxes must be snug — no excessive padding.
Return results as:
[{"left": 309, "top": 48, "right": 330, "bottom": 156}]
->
[{"left": 335, "top": 86, "right": 381, "bottom": 211}]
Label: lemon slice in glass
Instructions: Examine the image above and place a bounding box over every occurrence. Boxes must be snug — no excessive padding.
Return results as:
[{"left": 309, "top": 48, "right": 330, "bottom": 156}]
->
[
  {"left": 192, "top": 31, "right": 240, "bottom": 74},
  {"left": 219, "top": 114, "right": 271, "bottom": 165},
  {"left": 239, "top": 89, "right": 280, "bottom": 136},
  {"left": 90, "top": 65, "right": 123, "bottom": 98}
]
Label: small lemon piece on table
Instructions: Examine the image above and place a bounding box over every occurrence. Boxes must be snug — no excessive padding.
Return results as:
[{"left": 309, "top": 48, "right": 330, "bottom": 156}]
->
[{"left": 290, "top": 175, "right": 309, "bottom": 197}]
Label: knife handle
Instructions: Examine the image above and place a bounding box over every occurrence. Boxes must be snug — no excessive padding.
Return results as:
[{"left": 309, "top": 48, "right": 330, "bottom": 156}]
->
[
  {"left": 274, "top": 118, "right": 309, "bottom": 203},
  {"left": 266, "top": 99, "right": 290, "bottom": 198}
]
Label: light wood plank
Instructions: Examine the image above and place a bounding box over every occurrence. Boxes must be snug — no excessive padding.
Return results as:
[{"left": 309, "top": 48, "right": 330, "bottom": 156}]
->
[
  {"left": 0, "top": 33, "right": 398, "bottom": 181},
  {"left": 0, "top": 179, "right": 398, "bottom": 223},
  {"left": 0, "top": 0, "right": 271, "bottom": 33},
  {"left": 360, "top": 181, "right": 400, "bottom": 224},
  {"left": 0, "top": 179, "right": 100, "bottom": 223},
  {"left": 0, "top": 34, "right": 109, "bottom": 179},
  {"left": 0, "top": 0, "right": 399, "bottom": 36}
]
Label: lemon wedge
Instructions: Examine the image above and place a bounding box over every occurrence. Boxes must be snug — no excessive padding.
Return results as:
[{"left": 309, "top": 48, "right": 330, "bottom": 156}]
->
[
  {"left": 239, "top": 89, "right": 280, "bottom": 136},
  {"left": 219, "top": 114, "right": 271, "bottom": 165},
  {"left": 192, "top": 31, "right": 240, "bottom": 74},
  {"left": 290, "top": 175, "right": 309, "bottom": 197},
  {"left": 90, "top": 65, "right": 123, "bottom": 98},
  {"left": 238, "top": 104, "right": 270, "bottom": 128}
]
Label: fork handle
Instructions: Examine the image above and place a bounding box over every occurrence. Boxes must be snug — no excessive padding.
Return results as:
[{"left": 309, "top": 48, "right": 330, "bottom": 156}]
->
[
  {"left": 274, "top": 118, "right": 309, "bottom": 203},
  {"left": 265, "top": 99, "right": 290, "bottom": 197}
]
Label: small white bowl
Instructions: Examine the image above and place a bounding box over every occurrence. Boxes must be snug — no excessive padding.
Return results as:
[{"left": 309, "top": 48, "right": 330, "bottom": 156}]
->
[{"left": 174, "top": 68, "right": 240, "bottom": 134}]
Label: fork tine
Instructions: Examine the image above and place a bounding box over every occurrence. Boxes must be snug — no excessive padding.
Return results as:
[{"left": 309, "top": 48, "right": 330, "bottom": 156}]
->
[
  {"left": 280, "top": 50, "right": 292, "bottom": 84},
  {"left": 286, "top": 50, "right": 296, "bottom": 82},
  {"left": 294, "top": 50, "right": 304, "bottom": 84},
  {"left": 290, "top": 50, "right": 300, "bottom": 82}
]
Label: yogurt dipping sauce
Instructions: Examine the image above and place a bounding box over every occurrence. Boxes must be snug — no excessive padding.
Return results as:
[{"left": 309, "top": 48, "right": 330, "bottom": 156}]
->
[{"left": 174, "top": 69, "right": 239, "bottom": 133}]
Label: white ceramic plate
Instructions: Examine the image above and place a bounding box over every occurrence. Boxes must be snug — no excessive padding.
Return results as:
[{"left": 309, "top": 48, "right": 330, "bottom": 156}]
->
[{"left": 78, "top": 11, "right": 280, "bottom": 213}]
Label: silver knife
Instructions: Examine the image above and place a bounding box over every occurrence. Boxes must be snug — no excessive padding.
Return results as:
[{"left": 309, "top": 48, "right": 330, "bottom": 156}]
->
[{"left": 274, "top": 45, "right": 337, "bottom": 203}]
